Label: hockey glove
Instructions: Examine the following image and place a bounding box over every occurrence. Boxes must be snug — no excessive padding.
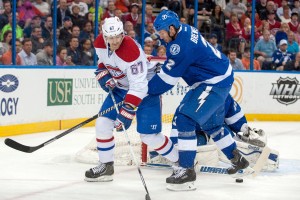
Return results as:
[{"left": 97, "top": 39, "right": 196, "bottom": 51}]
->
[
  {"left": 95, "top": 69, "right": 116, "bottom": 93},
  {"left": 114, "top": 104, "right": 136, "bottom": 132}
]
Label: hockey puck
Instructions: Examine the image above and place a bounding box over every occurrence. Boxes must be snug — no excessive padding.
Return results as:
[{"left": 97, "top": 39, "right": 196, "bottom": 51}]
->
[{"left": 235, "top": 178, "right": 243, "bottom": 183}]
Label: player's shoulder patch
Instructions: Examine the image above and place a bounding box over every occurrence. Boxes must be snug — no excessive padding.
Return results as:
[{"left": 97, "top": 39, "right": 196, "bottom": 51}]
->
[
  {"left": 169, "top": 44, "right": 180, "bottom": 56},
  {"left": 115, "top": 36, "right": 140, "bottom": 62},
  {"left": 94, "top": 34, "right": 106, "bottom": 49}
]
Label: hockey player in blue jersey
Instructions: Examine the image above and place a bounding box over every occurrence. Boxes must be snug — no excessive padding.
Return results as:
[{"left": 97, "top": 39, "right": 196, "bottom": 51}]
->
[{"left": 150, "top": 10, "right": 250, "bottom": 191}]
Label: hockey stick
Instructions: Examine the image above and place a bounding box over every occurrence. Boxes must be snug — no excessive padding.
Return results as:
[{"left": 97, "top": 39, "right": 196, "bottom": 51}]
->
[
  {"left": 4, "top": 101, "right": 123, "bottom": 153},
  {"left": 109, "top": 89, "right": 151, "bottom": 200},
  {"left": 252, "top": 146, "right": 271, "bottom": 177}
]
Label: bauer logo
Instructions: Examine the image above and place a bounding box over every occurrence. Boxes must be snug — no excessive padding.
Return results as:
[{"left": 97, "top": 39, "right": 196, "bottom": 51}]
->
[
  {"left": 0, "top": 74, "right": 19, "bottom": 93},
  {"left": 47, "top": 79, "right": 73, "bottom": 106},
  {"left": 270, "top": 77, "right": 300, "bottom": 105}
]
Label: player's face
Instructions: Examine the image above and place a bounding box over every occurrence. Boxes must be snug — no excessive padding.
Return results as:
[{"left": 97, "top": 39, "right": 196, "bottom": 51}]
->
[
  {"left": 157, "top": 30, "right": 172, "bottom": 43},
  {"left": 106, "top": 34, "right": 123, "bottom": 51}
]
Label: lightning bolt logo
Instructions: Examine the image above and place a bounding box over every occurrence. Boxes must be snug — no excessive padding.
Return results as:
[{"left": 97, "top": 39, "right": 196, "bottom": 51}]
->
[{"left": 196, "top": 86, "right": 212, "bottom": 112}]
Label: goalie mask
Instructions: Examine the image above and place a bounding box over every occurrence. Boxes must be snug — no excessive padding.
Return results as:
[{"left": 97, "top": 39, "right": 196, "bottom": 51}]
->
[{"left": 102, "top": 16, "right": 124, "bottom": 51}]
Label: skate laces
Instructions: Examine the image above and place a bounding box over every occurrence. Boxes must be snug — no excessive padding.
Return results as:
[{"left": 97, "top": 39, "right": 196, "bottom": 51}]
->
[
  {"left": 173, "top": 167, "right": 187, "bottom": 178},
  {"left": 92, "top": 163, "right": 105, "bottom": 174}
]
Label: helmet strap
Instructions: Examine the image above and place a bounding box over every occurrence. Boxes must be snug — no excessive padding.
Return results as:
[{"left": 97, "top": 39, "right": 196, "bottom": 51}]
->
[{"left": 168, "top": 25, "right": 180, "bottom": 41}]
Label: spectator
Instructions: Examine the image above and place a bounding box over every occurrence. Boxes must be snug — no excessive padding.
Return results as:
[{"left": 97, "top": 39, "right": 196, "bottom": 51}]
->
[
  {"left": 267, "top": 11, "right": 281, "bottom": 36},
  {"left": 156, "top": 45, "right": 166, "bottom": 57},
  {"left": 276, "top": 0, "right": 291, "bottom": 19},
  {"left": 228, "top": 49, "right": 245, "bottom": 70},
  {"left": 272, "top": 39, "right": 294, "bottom": 71},
  {"left": 18, "top": 0, "right": 41, "bottom": 28},
  {"left": 279, "top": 5, "right": 292, "bottom": 23},
  {"left": 284, "top": 52, "right": 300, "bottom": 71},
  {"left": 210, "top": 4, "right": 225, "bottom": 43},
  {"left": 124, "top": 20, "right": 134, "bottom": 35},
  {"left": 80, "top": 38, "right": 94, "bottom": 66},
  {"left": 197, "top": 0, "right": 212, "bottom": 30},
  {"left": 70, "top": 4, "right": 85, "bottom": 28},
  {"left": 295, "top": 25, "right": 300, "bottom": 44},
  {"left": 208, "top": 33, "right": 222, "bottom": 52},
  {"left": 256, "top": 0, "right": 267, "bottom": 20},
  {"left": 224, "top": 0, "right": 247, "bottom": 19},
  {"left": 42, "top": 15, "right": 53, "bottom": 40},
  {"left": 32, "top": 0, "right": 50, "bottom": 17},
  {"left": 241, "top": 47, "right": 261, "bottom": 70},
  {"left": 1, "top": 39, "right": 23, "bottom": 65},
  {"left": 23, "top": 15, "right": 42, "bottom": 38},
  {"left": 115, "top": 0, "right": 130, "bottom": 13},
  {"left": 0, "top": 30, "right": 12, "bottom": 57},
  {"left": 226, "top": 13, "right": 245, "bottom": 53},
  {"left": 144, "top": 22, "right": 155, "bottom": 38},
  {"left": 102, "top": 1, "right": 116, "bottom": 20},
  {"left": 123, "top": 3, "right": 140, "bottom": 27},
  {"left": 288, "top": 12, "right": 299, "bottom": 33},
  {"left": 182, "top": 0, "right": 195, "bottom": 25},
  {"left": 67, "top": 37, "right": 81, "bottom": 65},
  {"left": 31, "top": 26, "right": 44, "bottom": 54},
  {"left": 18, "top": 38, "right": 37, "bottom": 66},
  {"left": 56, "top": 45, "right": 74, "bottom": 66},
  {"left": 59, "top": 16, "right": 73, "bottom": 44},
  {"left": 127, "top": 29, "right": 138, "bottom": 42},
  {"left": 0, "top": 0, "right": 12, "bottom": 30},
  {"left": 144, "top": 4, "right": 155, "bottom": 24},
  {"left": 79, "top": 21, "right": 94, "bottom": 41},
  {"left": 69, "top": 0, "right": 88, "bottom": 17},
  {"left": 287, "top": 31, "right": 299, "bottom": 54},
  {"left": 144, "top": 36, "right": 156, "bottom": 56},
  {"left": 1, "top": 13, "right": 23, "bottom": 41},
  {"left": 114, "top": 8, "right": 123, "bottom": 21},
  {"left": 143, "top": 44, "right": 153, "bottom": 56},
  {"left": 87, "top": 1, "right": 104, "bottom": 22},
  {"left": 292, "top": 0, "right": 300, "bottom": 16},
  {"left": 165, "top": 0, "right": 181, "bottom": 16},
  {"left": 180, "top": 17, "right": 187, "bottom": 24},
  {"left": 36, "top": 40, "right": 53, "bottom": 65},
  {"left": 260, "top": 1, "right": 280, "bottom": 21},
  {"left": 275, "top": 22, "right": 290, "bottom": 46},
  {"left": 55, "top": 0, "right": 71, "bottom": 28},
  {"left": 254, "top": 30, "right": 277, "bottom": 66}
]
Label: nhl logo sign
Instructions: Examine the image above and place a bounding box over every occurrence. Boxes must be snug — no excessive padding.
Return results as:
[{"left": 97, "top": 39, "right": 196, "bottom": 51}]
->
[{"left": 270, "top": 77, "right": 300, "bottom": 105}]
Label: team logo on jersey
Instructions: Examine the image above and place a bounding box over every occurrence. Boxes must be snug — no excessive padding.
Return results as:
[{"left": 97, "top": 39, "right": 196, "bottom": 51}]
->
[
  {"left": 170, "top": 44, "right": 180, "bottom": 55},
  {"left": 0, "top": 74, "right": 19, "bottom": 93},
  {"left": 270, "top": 77, "right": 300, "bottom": 105}
]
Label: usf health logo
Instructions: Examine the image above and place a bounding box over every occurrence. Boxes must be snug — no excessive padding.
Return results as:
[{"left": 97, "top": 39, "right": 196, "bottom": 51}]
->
[
  {"left": 270, "top": 77, "right": 300, "bottom": 105},
  {"left": 47, "top": 79, "right": 73, "bottom": 106}
]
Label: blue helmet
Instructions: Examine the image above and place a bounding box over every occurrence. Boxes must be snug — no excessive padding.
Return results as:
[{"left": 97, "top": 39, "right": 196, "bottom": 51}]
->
[{"left": 154, "top": 10, "right": 180, "bottom": 32}]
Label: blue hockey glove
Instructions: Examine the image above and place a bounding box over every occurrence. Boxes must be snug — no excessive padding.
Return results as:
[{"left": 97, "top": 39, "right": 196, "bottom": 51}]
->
[
  {"left": 114, "top": 105, "right": 136, "bottom": 132},
  {"left": 95, "top": 69, "right": 116, "bottom": 93}
]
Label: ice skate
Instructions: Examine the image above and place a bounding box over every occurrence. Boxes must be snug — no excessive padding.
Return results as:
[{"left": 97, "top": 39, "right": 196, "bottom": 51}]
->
[
  {"left": 227, "top": 149, "right": 253, "bottom": 177},
  {"left": 166, "top": 166, "right": 196, "bottom": 191},
  {"left": 85, "top": 162, "right": 114, "bottom": 182}
]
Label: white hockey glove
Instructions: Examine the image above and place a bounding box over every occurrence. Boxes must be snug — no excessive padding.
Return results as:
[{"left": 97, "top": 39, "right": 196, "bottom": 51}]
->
[{"left": 237, "top": 127, "right": 267, "bottom": 147}]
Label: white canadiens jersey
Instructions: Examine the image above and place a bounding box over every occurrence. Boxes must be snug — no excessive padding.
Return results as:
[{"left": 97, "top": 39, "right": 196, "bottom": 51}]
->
[{"left": 94, "top": 34, "right": 151, "bottom": 107}]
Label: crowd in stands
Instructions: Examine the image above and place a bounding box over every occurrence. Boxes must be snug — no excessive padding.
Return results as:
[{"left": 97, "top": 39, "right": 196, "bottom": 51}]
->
[{"left": 0, "top": 0, "right": 299, "bottom": 71}]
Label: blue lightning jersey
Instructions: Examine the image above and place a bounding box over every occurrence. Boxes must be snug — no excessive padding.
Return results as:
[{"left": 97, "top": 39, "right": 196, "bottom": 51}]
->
[{"left": 148, "top": 24, "right": 234, "bottom": 95}]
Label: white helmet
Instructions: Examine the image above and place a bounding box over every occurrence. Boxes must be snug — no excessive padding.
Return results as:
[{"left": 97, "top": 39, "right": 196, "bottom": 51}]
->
[{"left": 102, "top": 16, "right": 124, "bottom": 37}]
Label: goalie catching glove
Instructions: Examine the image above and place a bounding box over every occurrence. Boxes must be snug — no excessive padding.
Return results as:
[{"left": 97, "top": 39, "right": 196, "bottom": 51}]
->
[
  {"left": 115, "top": 104, "right": 136, "bottom": 131},
  {"left": 95, "top": 68, "right": 116, "bottom": 93}
]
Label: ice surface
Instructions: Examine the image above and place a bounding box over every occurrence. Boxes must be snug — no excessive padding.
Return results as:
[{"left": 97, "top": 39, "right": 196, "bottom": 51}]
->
[{"left": 1, "top": 122, "right": 300, "bottom": 200}]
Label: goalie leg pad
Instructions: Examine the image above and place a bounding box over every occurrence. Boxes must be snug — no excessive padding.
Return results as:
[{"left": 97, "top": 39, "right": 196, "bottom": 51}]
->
[{"left": 195, "top": 144, "right": 219, "bottom": 166}]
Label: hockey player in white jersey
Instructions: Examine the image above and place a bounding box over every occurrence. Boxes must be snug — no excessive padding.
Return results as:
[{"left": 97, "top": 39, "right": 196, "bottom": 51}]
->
[
  {"left": 150, "top": 10, "right": 251, "bottom": 191},
  {"left": 84, "top": 16, "right": 178, "bottom": 182}
]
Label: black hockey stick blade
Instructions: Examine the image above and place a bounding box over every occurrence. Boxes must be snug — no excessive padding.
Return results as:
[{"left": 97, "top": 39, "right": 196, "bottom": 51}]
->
[
  {"left": 4, "top": 114, "right": 99, "bottom": 153},
  {"left": 5, "top": 138, "right": 34, "bottom": 153}
]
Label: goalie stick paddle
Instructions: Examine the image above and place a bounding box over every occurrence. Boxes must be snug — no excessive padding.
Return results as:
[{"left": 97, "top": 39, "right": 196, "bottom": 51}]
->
[{"left": 4, "top": 101, "right": 123, "bottom": 153}]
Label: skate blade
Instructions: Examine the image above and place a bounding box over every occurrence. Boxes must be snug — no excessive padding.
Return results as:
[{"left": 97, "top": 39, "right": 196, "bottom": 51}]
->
[
  {"left": 231, "top": 166, "right": 255, "bottom": 178},
  {"left": 166, "top": 182, "right": 196, "bottom": 191},
  {"left": 84, "top": 175, "right": 113, "bottom": 182}
]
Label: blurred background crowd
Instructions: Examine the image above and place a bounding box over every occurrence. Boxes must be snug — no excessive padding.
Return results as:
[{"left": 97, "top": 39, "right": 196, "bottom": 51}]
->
[{"left": 0, "top": 0, "right": 300, "bottom": 71}]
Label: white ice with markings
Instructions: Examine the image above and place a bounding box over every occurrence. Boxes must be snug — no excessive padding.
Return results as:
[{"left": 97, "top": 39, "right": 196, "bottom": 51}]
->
[{"left": 1, "top": 122, "right": 300, "bottom": 200}]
